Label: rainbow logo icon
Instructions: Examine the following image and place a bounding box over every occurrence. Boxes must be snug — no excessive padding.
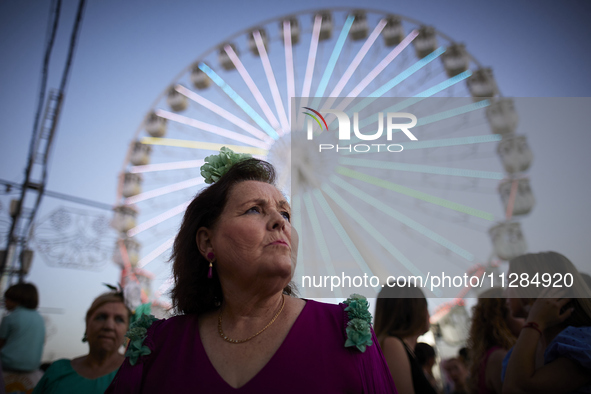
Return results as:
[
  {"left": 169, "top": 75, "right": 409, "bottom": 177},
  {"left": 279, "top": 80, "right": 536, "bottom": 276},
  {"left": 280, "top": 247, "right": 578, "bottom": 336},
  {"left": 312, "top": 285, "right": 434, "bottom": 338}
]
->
[{"left": 302, "top": 107, "right": 328, "bottom": 131}]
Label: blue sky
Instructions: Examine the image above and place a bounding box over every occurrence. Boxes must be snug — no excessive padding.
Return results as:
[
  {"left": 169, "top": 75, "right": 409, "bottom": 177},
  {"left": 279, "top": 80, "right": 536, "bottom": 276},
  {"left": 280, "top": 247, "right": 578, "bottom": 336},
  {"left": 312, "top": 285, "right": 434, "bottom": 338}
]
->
[{"left": 1, "top": 0, "right": 590, "bottom": 360}]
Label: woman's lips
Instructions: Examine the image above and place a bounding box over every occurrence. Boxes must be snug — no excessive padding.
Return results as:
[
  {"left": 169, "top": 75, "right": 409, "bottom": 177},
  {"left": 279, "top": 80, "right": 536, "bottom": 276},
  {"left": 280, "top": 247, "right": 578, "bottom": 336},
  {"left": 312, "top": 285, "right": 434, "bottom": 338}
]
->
[{"left": 268, "top": 240, "right": 289, "bottom": 247}]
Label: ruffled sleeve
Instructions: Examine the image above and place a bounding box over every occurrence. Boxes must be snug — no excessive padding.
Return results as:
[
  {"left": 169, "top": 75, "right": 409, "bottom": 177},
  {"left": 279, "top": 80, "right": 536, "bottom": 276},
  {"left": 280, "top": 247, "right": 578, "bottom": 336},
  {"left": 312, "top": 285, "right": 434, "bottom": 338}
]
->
[
  {"left": 545, "top": 326, "right": 591, "bottom": 369},
  {"left": 105, "top": 315, "right": 162, "bottom": 394},
  {"left": 341, "top": 295, "right": 398, "bottom": 393},
  {"left": 342, "top": 294, "right": 374, "bottom": 353}
]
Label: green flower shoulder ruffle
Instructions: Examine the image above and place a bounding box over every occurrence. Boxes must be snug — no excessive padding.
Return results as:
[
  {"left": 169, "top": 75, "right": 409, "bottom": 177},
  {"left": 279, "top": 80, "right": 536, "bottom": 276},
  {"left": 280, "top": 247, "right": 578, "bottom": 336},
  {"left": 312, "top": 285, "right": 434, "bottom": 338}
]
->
[
  {"left": 200, "top": 147, "right": 252, "bottom": 184},
  {"left": 124, "top": 313, "right": 158, "bottom": 366},
  {"left": 343, "top": 294, "right": 373, "bottom": 353}
]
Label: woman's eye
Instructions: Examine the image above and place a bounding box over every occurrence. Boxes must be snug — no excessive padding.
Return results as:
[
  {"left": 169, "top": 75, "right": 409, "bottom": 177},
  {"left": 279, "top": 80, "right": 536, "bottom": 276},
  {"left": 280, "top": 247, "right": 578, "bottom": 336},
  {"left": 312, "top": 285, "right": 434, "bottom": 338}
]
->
[
  {"left": 246, "top": 206, "right": 261, "bottom": 214},
  {"left": 115, "top": 316, "right": 125, "bottom": 323},
  {"left": 281, "top": 211, "right": 291, "bottom": 221},
  {"left": 95, "top": 314, "right": 107, "bottom": 321}
]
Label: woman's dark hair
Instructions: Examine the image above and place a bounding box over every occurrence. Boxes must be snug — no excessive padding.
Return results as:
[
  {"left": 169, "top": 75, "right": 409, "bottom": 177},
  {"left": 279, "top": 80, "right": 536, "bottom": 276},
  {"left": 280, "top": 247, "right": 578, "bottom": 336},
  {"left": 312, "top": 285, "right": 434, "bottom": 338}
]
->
[
  {"left": 4, "top": 282, "right": 39, "bottom": 309},
  {"left": 415, "top": 342, "right": 436, "bottom": 367},
  {"left": 170, "top": 158, "right": 294, "bottom": 315},
  {"left": 374, "top": 283, "right": 429, "bottom": 344}
]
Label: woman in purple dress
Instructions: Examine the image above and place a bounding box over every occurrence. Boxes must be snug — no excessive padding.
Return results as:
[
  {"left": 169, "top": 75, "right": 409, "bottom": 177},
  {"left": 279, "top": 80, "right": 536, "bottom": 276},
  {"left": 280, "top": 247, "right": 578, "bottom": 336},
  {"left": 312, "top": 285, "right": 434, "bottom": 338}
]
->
[{"left": 106, "top": 149, "right": 397, "bottom": 393}]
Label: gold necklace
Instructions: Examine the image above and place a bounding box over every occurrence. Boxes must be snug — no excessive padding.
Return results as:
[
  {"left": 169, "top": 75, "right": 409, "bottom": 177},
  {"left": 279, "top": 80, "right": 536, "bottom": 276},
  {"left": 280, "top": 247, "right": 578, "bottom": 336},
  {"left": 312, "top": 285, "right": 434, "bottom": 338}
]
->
[{"left": 218, "top": 294, "right": 285, "bottom": 344}]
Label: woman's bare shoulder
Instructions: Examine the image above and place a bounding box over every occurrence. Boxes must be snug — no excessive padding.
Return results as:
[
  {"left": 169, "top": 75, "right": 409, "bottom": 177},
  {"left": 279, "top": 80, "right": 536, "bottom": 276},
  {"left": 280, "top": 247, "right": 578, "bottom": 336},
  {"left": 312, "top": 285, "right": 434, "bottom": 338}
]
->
[
  {"left": 488, "top": 348, "right": 508, "bottom": 365},
  {"left": 381, "top": 336, "right": 405, "bottom": 350},
  {"left": 380, "top": 336, "right": 410, "bottom": 363}
]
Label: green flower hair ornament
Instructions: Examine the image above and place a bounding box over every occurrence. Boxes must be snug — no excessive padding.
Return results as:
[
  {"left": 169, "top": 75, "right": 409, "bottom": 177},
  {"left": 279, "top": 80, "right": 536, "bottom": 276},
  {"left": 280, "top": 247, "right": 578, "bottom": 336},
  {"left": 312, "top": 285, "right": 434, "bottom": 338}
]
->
[
  {"left": 124, "top": 313, "right": 158, "bottom": 366},
  {"left": 343, "top": 294, "right": 374, "bottom": 353},
  {"left": 200, "top": 147, "right": 252, "bottom": 184}
]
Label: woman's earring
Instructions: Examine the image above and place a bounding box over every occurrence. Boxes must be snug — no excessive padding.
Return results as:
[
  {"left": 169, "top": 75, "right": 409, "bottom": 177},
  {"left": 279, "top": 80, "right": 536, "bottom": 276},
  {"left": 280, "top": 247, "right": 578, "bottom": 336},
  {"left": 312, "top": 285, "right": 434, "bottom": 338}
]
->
[
  {"left": 207, "top": 252, "right": 214, "bottom": 279},
  {"left": 82, "top": 332, "right": 88, "bottom": 343}
]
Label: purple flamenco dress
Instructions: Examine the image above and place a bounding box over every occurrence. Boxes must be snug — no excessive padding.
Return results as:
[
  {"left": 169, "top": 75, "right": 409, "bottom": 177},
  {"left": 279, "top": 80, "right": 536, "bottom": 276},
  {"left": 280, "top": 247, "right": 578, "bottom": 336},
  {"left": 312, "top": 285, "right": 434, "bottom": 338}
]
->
[{"left": 106, "top": 299, "right": 397, "bottom": 393}]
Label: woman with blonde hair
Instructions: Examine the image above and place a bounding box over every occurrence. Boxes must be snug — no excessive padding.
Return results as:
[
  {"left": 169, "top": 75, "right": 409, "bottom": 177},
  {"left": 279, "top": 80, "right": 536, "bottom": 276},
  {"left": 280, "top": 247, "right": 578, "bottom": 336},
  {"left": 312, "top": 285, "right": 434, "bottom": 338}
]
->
[
  {"left": 467, "top": 287, "right": 522, "bottom": 394},
  {"left": 502, "top": 251, "right": 591, "bottom": 393},
  {"left": 33, "top": 291, "right": 131, "bottom": 393}
]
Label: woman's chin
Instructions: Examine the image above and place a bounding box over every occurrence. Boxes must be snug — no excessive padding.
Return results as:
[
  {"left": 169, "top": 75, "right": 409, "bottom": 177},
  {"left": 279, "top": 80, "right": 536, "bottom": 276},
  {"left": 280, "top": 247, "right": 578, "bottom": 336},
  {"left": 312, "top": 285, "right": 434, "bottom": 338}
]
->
[
  {"left": 261, "top": 259, "right": 293, "bottom": 283},
  {"left": 275, "top": 263, "right": 294, "bottom": 281}
]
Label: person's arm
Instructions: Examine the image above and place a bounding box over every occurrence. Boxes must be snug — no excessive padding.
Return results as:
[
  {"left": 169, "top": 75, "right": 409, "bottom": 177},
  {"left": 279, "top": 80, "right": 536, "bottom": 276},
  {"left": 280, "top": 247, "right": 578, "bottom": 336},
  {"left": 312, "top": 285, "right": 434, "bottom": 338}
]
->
[
  {"left": 31, "top": 369, "right": 50, "bottom": 393},
  {"left": 503, "top": 356, "right": 590, "bottom": 394},
  {"left": 502, "top": 297, "right": 590, "bottom": 393},
  {"left": 0, "top": 314, "right": 10, "bottom": 349},
  {"left": 381, "top": 337, "right": 415, "bottom": 394},
  {"left": 485, "top": 348, "right": 507, "bottom": 394}
]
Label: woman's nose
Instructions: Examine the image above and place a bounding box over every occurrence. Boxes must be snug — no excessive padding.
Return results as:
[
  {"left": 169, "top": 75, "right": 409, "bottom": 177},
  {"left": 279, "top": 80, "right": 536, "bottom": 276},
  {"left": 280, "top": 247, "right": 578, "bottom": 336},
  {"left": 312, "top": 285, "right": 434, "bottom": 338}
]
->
[
  {"left": 104, "top": 317, "right": 116, "bottom": 329},
  {"left": 268, "top": 210, "right": 287, "bottom": 230}
]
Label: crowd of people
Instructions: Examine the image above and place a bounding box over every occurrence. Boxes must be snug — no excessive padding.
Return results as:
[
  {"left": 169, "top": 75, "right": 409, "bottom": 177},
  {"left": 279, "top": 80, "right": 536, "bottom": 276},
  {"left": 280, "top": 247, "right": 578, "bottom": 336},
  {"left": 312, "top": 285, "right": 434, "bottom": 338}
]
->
[{"left": 1, "top": 152, "right": 590, "bottom": 393}]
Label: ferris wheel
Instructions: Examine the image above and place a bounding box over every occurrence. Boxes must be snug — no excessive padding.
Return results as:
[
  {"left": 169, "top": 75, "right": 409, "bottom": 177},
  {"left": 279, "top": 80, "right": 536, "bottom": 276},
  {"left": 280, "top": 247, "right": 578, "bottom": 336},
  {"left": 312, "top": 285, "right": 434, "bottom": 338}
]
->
[{"left": 111, "top": 8, "right": 534, "bottom": 305}]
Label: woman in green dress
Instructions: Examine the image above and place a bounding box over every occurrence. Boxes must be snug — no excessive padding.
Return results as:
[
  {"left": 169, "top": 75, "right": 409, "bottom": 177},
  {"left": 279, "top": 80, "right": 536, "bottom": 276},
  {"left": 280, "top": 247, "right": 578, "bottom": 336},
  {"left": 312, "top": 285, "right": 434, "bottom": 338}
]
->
[{"left": 33, "top": 291, "right": 130, "bottom": 393}]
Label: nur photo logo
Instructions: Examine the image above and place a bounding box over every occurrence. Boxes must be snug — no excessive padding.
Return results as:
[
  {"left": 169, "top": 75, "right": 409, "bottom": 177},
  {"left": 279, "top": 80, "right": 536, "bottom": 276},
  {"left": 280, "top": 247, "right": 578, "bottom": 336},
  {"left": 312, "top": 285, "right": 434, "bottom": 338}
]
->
[{"left": 302, "top": 107, "right": 419, "bottom": 152}]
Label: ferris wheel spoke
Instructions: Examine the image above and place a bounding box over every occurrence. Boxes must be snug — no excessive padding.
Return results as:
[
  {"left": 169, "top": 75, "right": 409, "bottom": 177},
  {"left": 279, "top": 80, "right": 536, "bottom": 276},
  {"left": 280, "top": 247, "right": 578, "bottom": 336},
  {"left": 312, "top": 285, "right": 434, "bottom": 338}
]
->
[
  {"left": 137, "top": 236, "right": 175, "bottom": 269},
  {"left": 175, "top": 85, "right": 273, "bottom": 143},
  {"left": 325, "top": 18, "right": 388, "bottom": 107},
  {"left": 399, "top": 134, "right": 502, "bottom": 151},
  {"left": 127, "top": 200, "right": 191, "bottom": 237},
  {"left": 342, "top": 134, "right": 503, "bottom": 156},
  {"left": 155, "top": 276, "right": 174, "bottom": 299},
  {"left": 324, "top": 34, "right": 433, "bottom": 129},
  {"left": 324, "top": 29, "right": 418, "bottom": 119},
  {"left": 283, "top": 20, "right": 296, "bottom": 125},
  {"left": 321, "top": 183, "right": 425, "bottom": 277},
  {"left": 302, "top": 192, "right": 343, "bottom": 298},
  {"left": 148, "top": 260, "right": 170, "bottom": 278},
  {"left": 197, "top": 63, "right": 279, "bottom": 140},
  {"left": 349, "top": 29, "right": 419, "bottom": 97},
  {"left": 338, "top": 158, "right": 503, "bottom": 180},
  {"left": 310, "top": 15, "right": 355, "bottom": 107},
  {"left": 291, "top": 195, "right": 304, "bottom": 278},
  {"left": 376, "top": 92, "right": 490, "bottom": 132},
  {"left": 301, "top": 14, "right": 323, "bottom": 98},
  {"left": 359, "top": 70, "right": 474, "bottom": 124},
  {"left": 297, "top": 14, "right": 323, "bottom": 130},
  {"left": 156, "top": 109, "right": 271, "bottom": 149},
  {"left": 140, "top": 138, "right": 268, "bottom": 156},
  {"left": 414, "top": 70, "right": 472, "bottom": 98},
  {"left": 320, "top": 18, "right": 388, "bottom": 114},
  {"left": 222, "top": 43, "right": 282, "bottom": 132},
  {"left": 330, "top": 176, "right": 475, "bottom": 261},
  {"left": 312, "top": 188, "right": 375, "bottom": 276},
  {"left": 345, "top": 47, "right": 447, "bottom": 116},
  {"left": 124, "top": 176, "right": 203, "bottom": 205},
  {"left": 346, "top": 98, "right": 489, "bottom": 146},
  {"left": 334, "top": 167, "right": 495, "bottom": 221},
  {"left": 253, "top": 30, "right": 290, "bottom": 135},
  {"left": 415, "top": 101, "right": 489, "bottom": 127},
  {"left": 130, "top": 160, "right": 204, "bottom": 174}
]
